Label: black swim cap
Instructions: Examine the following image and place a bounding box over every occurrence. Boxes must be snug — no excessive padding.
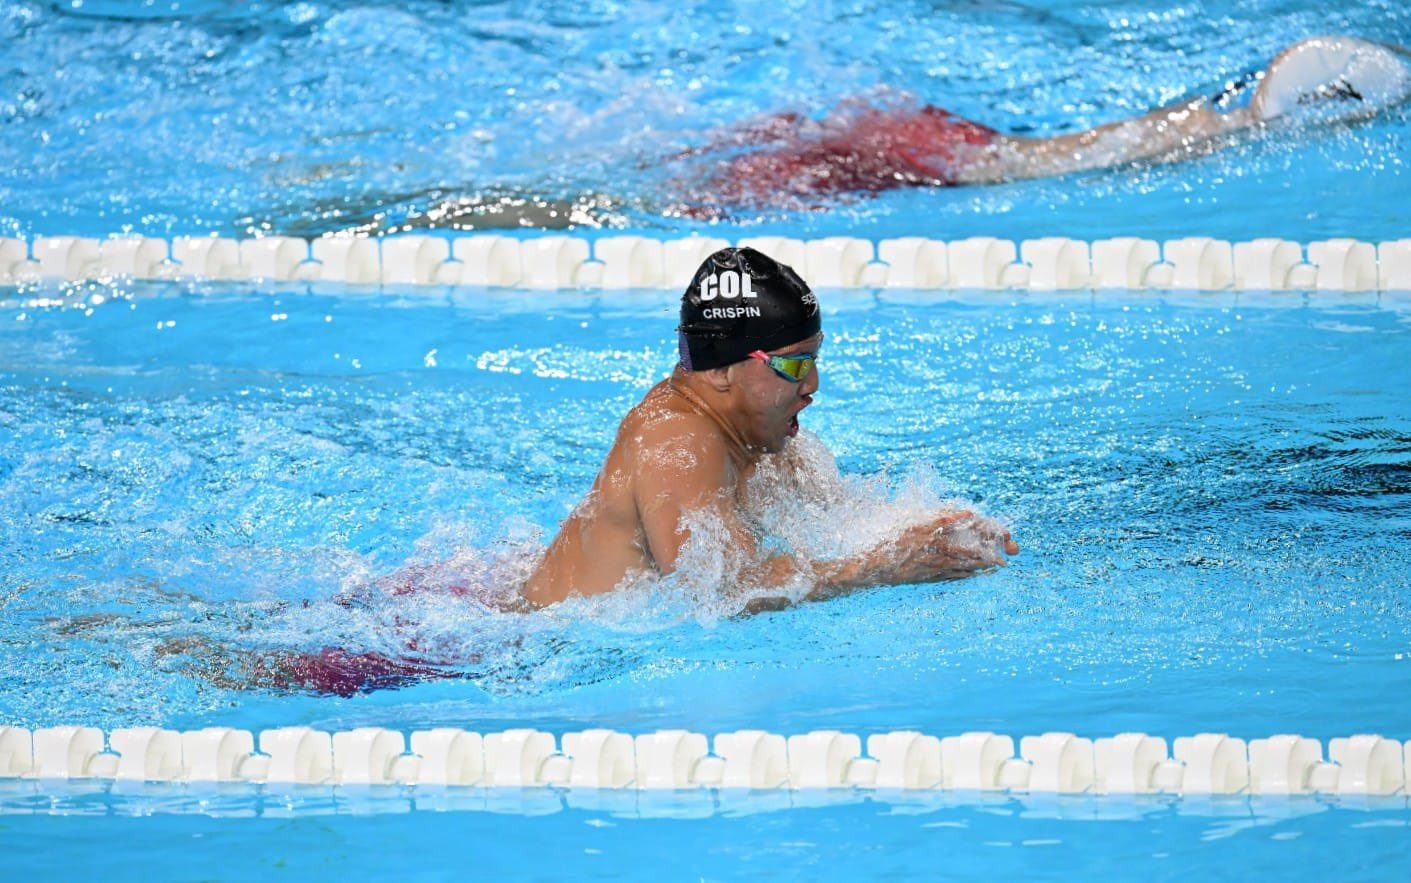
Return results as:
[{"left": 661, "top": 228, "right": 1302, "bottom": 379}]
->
[{"left": 677, "top": 247, "right": 821, "bottom": 371}]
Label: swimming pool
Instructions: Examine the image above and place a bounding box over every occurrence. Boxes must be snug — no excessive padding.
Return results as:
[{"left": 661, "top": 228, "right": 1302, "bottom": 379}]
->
[
  {"left": 3, "top": 278, "right": 1410, "bottom": 876},
  {"left": 4, "top": 0, "right": 1411, "bottom": 880}
]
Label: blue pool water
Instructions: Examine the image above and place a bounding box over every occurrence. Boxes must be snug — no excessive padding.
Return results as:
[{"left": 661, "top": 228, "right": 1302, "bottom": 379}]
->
[
  {"left": 2, "top": 0, "right": 1411, "bottom": 241},
  {"left": 1, "top": 283, "right": 1411, "bottom": 738},
  {"left": 2, "top": 286, "right": 1410, "bottom": 877},
  {"left": 4, "top": 0, "right": 1411, "bottom": 879}
]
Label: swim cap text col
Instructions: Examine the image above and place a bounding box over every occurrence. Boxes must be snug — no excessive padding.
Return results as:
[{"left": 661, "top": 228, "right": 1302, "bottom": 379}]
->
[{"left": 677, "top": 247, "right": 821, "bottom": 371}]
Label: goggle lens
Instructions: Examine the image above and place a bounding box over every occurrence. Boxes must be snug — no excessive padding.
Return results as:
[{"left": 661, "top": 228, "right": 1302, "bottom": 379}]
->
[{"left": 749, "top": 350, "right": 816, "bottom": 383}]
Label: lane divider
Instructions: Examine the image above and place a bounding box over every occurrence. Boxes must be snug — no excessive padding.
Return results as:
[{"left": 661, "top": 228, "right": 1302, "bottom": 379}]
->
[
  {"left": 1, "top": 725, "right": 1406, "bottom": 795},
  {"left": 2, "top": 234, "right": 1410, "bottom": 292}
]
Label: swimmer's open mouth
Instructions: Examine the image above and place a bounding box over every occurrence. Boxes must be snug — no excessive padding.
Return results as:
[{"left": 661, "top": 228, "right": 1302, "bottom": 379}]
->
[{"left": 788, "top": 415, "right": 800, "bottom": 437}]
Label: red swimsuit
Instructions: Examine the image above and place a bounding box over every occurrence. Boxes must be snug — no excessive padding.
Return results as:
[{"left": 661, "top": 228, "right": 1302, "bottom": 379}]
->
[
  {"left": 689, "top": 102, "right": 998, "bottom": 211},
  {"left": 249, "top": 564, "right": 517, "bottom": 696}
]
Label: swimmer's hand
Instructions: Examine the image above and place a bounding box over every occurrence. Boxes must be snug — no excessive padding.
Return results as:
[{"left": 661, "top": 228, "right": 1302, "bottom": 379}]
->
[
  {"left": 805, "top": 509, "right": 1018, "bottom": 601},
  {"left": 885, "top": 509, "right": 1018, "bottom": 582}
]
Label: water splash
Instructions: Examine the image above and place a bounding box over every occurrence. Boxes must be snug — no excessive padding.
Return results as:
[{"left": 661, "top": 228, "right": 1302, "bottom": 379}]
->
[{"left": 22, "top": 423, "right": 1011, "bottom": 709}]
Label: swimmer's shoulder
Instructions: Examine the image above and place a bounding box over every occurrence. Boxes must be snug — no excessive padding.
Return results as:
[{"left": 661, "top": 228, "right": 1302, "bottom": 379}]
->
[{"left": 617, "top": 382, "right": 735, "bottom": 467}]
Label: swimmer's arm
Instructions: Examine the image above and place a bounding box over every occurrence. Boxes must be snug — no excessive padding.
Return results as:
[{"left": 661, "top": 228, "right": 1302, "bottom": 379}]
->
[
  {"left": 731, "top": 511, "right": 1017, "bottom": 613},
  {"left": 992, "top": 35, "right": 1411, "bottom": 180},
  {"left": 988, "top": 39, "right": 1371, "bottom": 182},
  {"left": 633, "top": 427, "right": 830, "bottom": 596},
  {"left": 745, "top": 455, "right": 1019, "bottom": 602},
  {"left": 635, "top": 428, "right": 1017, "bottom": 611},
  {"left": 635, "top": 423, "right": 753, "bottom": 575},
  {"left": 801, "top": 509, "right": 1020, "bottom": 601},
  {"left": 988, "top": 97, "right": 1257, "bottom": 181}
]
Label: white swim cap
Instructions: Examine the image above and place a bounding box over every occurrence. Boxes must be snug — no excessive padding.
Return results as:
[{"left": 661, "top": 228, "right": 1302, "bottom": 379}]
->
[{"left": 1258, "top": 36, "right": 1411, "bottom": 121}]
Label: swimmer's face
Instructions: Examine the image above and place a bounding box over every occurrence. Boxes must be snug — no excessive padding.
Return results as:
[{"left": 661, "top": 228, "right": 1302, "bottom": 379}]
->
[{"left": 728, "top": 332, "right": 822, "bottom": 453}]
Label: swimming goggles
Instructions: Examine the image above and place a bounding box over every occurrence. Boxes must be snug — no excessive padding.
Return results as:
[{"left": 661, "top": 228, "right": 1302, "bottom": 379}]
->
[{"left": 749, "top": 350, "right": 816, "bottom": 383}]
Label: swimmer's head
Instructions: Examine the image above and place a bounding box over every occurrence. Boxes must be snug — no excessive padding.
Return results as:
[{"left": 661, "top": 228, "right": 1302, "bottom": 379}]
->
[
  {"left": 1255, "top": 36, "right": 1411, "bottom": 123},
  {"left": 678, "top": 248, "right": 821, "bottom": 453},
  {"left": 677, "top": 247, "right": 821, "bottom": 371}
]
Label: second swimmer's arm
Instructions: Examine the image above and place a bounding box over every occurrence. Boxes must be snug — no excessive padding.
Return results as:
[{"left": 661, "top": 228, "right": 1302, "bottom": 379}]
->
[{"left": 985, "top": 97, "right": 1256, "bottom": 181}]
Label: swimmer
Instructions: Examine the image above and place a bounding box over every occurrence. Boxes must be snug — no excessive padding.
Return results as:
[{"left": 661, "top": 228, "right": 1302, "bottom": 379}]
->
[
  {"left": 319, "top": 36, "right": 1409, "bottom": 233},
  {"left": 673, "top": 35, "right": 1411, "bottom": 213},
  {"left": 159, "top": 248, "right": 1016, "bottom": 695},
  {"left": 521, "top": 246, "right": 1019, "bottom": 611}
]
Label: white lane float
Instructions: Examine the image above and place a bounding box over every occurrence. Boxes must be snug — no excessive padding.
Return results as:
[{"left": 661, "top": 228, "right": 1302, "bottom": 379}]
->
[
  {"left": 1232, "top": 238, "right": 1306, "bottom": 290},
  {"left": 877, "top": 237, "right": 948, "bottom": 288},
  {"left": 1020, "top": 732, "right": 1095, "bottom": 793},
  {"left": 1091, "top": 237, "right": 1161, "bottom": 289},
  {"left": 1172, "top": 733, "right": 1248, "bottom": 795},
  {"left": 0, "top": 726, "right": 34, "bottom": 777},
  {"left": 310, "top": 236, "right": 381, "bottom": 284},
  {"left": 34, "top": 236, "right": 101, "bottom": 281},
  {"left": 1248, "top": 734, "right": 1323, "bottom": 795},
  {"left": 1163, "top": 237, "right": 1234, "bottom": 291},
  {"left": 171, "top": 236, "right": 243, "bottom": 279},
  {"left": 592, "top": 236, "right": 666, "bottom": 288},
  {"left": 0, "top": 237, "right": 32, "bottom": 282},
  {"left": 1092, "top": 732, "right": 1169, "bottom": 794},
  {"left": 380, "top": 235, "right": 452, "bottom": 286},
  {"left": 3, "top": 233, "right": 1406, "bottom": 292},
  {"left": 109, "top": 727, "right": 184, "bottom": 782},
  {"left": 865, "top": 731, "right": 943, "bottom": 790},
  {"left": 32, "top": 726, "right": 105, "bottom": 778},
  {"left": 1327, "top": 734, "right": 1405, "bottom": 796},
  {"left": 561, "top": 729, "right": 636, "bottom": 789},
  {"left": 519, "top": 236, "right": 589, "bottom": 289},
  {"left": 98, "top": 236, "right": 172, "bottom": 280},
  {"left": 482, "top": 728, "right": 557, "bottom": 786},
  {"left": 803, "top": 237, "right": 875, "bottom": 288},
  {"left": 786, "top": 730, "right": 863, "bottom": 789},
  {"left": 714, "top": 730, "right": 789, "bottom": 789},
  {"left": 332, "top": 727, "right": 408, "bottom": 785},
  {"left": 258, "top": 726, "right": 334, "bottom": 785},
  {"left": 948, "top": 236, "right": 1016, "bottom": 289},
  {"left": 1022, "top": 237, "right": 1091, "bottom": 290},
  {"left": 409, "top": 728, "right": 484, "bottom": 786},
  {"left": 1308, "top": 238, "right": 1379, "bottom": 291},
  {"left": 634, "top": 730, "right": 710, "bottom": 789},
  {"left": 452, "top": 235, "right": 522, "bottom": 287},
  {"left": 1378, "top": 240, "right": 1411, "bottom": 290},
  {"left": 182, "top": 727, "right": 256, "bottom": 782},
  {"left": 239, "top": 236, "right": 308, "bottom": 282},
  {"left": 940, "top": 731, "right": 1014, "bottom": 791}
]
